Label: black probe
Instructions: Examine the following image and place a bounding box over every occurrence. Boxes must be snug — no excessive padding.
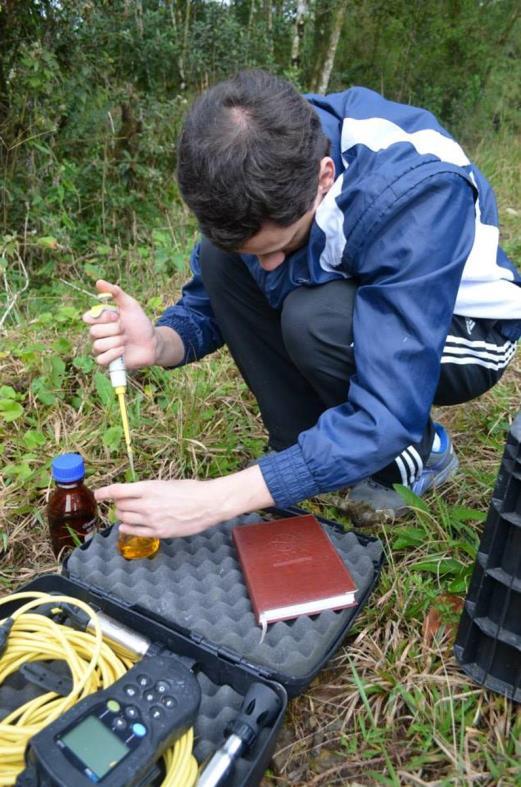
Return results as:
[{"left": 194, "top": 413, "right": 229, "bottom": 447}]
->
[{"left": 197, "top": 681, "right": 281, "bottom": 787}]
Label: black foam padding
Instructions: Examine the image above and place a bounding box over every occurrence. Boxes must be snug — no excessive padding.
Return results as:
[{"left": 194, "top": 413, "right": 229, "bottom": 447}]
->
[
  {"left": 0, "top": 669, "right": 45, "bottom": 720},
  {"left": 0, "top": 660, "right": 73, "bottom": 719},
  {"left": 193, "top": 672, "right": 270, "bottom": 765},
  {"left": 66, "top": 515, "right": 382, "bottom": 681}
]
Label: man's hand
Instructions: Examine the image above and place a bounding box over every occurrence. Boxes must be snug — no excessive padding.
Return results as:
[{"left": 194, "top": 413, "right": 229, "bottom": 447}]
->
[
  {"left": 82, "top": 279, "right": 185, "bottom": 370},
  {"left": 95, "top": 465, "right": 275, "bottom": 539},
  {"left": 83, "top": 280, "right": 159, "bottom": 369}
]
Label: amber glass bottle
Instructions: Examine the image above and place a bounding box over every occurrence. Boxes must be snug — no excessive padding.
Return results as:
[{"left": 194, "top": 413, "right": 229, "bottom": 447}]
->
[{"left": 47, "top": 453, "right": 97, "bottom": 558}]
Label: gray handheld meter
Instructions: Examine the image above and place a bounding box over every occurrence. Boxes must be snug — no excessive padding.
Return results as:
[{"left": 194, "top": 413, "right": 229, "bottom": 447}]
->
[{"left": 17, "top": 654, "right": 201, "bottom": 787}]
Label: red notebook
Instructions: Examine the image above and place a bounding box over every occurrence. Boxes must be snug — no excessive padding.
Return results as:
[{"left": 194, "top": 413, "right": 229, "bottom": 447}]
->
[{"left": 232, "top": 514, "right": 357, "bottom": 629}]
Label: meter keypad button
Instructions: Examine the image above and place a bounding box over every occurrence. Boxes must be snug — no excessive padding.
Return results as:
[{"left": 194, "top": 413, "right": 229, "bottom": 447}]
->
[
  {"left": 143, "top": 690, "right": 158, "bottom": 704},
  {"left": 150, "top": 706, "right": 164, "bottom": 721},
  {"left": 161, "top": 696, "right": 177, "bottom": 709},
  {"left": 155, "top": 680, "right": 169, "bottom": 694},
  {"left": 136, "top": 674, "right": 152, "bottom": 689},
  {"left": 107, "top": 699, "right": 120, "bottom": 712},
  {"left": 124, "top": 685, "right": 138, "bottom": 698},
  {"left": 124, "top": 705, "right": 139, "bottom": 720},
  {"left": 113, "top": 717, "right": 127, "bottom": 731},
  {"left": 132, "top": 722, "right": 147, "bottom": 737}
]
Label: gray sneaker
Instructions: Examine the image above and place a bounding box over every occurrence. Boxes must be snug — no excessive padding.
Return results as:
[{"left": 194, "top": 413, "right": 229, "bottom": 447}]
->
[{"left": 343, "top": 423, "right": 459, "bottom": 523}]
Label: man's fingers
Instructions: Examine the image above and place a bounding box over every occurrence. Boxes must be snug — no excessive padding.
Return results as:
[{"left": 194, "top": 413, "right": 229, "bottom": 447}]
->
[
  {"left": 83, "top": 308, "right": 118, "bottom": 325},
  {"left": 83, "top": 310, "right": 117, "bottom": 325},
  {"left": 117, "top": 510, "right": 146, "bottom": 526},
  {"left": 93, "top": 335, "right": 124, "bottom": 355},
  {"left": 83, "top": 281, "right": 138, "bottom": 324},
  {"left": 95, "top": 347, "right": 126, "bottom": 366},
  {"left": 116, "top": 501, "right": 146, "bottom": 515},
  {"left": 96, "top": 279, "right": 136, "bottom": 309},
  {"left": 118, "top": 523, "right": 154, "bottom": 536},
  {"left": 89, "top": 322, "right": 121, "bottom": 339},
  {"left": 95, "top": 279, "right": 120, "bottom": 298},
  {"left": 95, "top": 483, "right": 144, "bottom": 502}
]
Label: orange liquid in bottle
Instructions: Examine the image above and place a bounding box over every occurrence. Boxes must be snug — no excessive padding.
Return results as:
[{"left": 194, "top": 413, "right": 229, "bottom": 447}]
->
[{"left": 118, "top": 533, "right": 160, "bottom": 560}]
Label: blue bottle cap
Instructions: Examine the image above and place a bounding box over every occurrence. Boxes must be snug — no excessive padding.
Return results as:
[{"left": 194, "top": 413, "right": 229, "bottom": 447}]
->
[{"left": 51, "top": 453, "right": 85, "bottom": 483}]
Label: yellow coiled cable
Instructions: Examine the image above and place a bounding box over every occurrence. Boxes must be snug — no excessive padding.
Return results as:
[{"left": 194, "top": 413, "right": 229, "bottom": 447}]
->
[{"left": 0, "top": 592, "right": 198, "bottom": 787}]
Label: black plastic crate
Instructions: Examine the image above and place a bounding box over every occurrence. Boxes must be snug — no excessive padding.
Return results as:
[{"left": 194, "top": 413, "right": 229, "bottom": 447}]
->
[
  {"left": 454, "top": 609, "right": 521, "bottom": 703},
  {"left": 454, "top": 413, "right": 521, "bottom": 701},
  {"left": 477, "top": 503, "right": 521, "bottom": 574},
  {"left": 491, "top": 419, "right": 521, "bottom": 505},
  {"left": 466, "top": 568, "right": 521, "bottom": 641}
]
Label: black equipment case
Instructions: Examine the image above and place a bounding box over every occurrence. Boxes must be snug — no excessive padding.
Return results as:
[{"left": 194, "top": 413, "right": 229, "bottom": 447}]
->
[{"left": 0, "top": 506, "right": 383, "bottom": 786}]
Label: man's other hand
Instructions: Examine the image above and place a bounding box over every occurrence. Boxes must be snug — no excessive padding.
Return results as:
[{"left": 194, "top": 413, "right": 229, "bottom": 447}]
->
[{"left": 95, "top": 465, "right": 275, "bottom": 539}]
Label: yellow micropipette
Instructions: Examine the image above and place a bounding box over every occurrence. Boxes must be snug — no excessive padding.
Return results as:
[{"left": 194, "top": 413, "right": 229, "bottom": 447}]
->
[
  {"left": 88, "top": 294, "right": 136, "bottom": 481},
  {"left": 88, "top": 292, "right": 160, "bottom": 559},
  {"left": 90, "top": 292, "right": 160, "bottom": 560},
  {"left": 116, "top": 385, "right": 136, "bottom": 481}
]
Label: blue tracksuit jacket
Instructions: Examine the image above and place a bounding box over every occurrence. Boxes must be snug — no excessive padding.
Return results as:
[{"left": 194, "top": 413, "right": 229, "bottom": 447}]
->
[{"left": 157, "top": 87, "right": 521, "bottom": 508}]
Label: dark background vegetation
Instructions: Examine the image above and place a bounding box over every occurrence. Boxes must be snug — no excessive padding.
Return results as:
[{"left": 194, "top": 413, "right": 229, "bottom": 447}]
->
[{"left": 1, "top": 0, "right": 520, "bottom": 269}]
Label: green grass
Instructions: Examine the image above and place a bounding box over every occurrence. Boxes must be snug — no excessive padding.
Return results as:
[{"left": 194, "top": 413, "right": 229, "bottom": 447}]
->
[{"left": 1, "top": 133, "right": 520, "bottom": 785}]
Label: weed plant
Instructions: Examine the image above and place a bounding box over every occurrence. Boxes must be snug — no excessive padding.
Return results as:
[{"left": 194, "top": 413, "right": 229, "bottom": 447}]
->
[{"left": 1, "top": 134, "right": 520, "bottom": 785}]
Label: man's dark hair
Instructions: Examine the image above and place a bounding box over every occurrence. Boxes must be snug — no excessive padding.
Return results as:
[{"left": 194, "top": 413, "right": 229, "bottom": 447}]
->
[{"left": 177, "top": 69, "right": 330, "bottom": 250}]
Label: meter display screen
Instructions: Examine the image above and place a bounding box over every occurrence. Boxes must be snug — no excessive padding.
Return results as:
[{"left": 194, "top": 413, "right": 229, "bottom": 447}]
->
[{"left": 60, "top": 715, "right": 130, "bottom": 778}]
